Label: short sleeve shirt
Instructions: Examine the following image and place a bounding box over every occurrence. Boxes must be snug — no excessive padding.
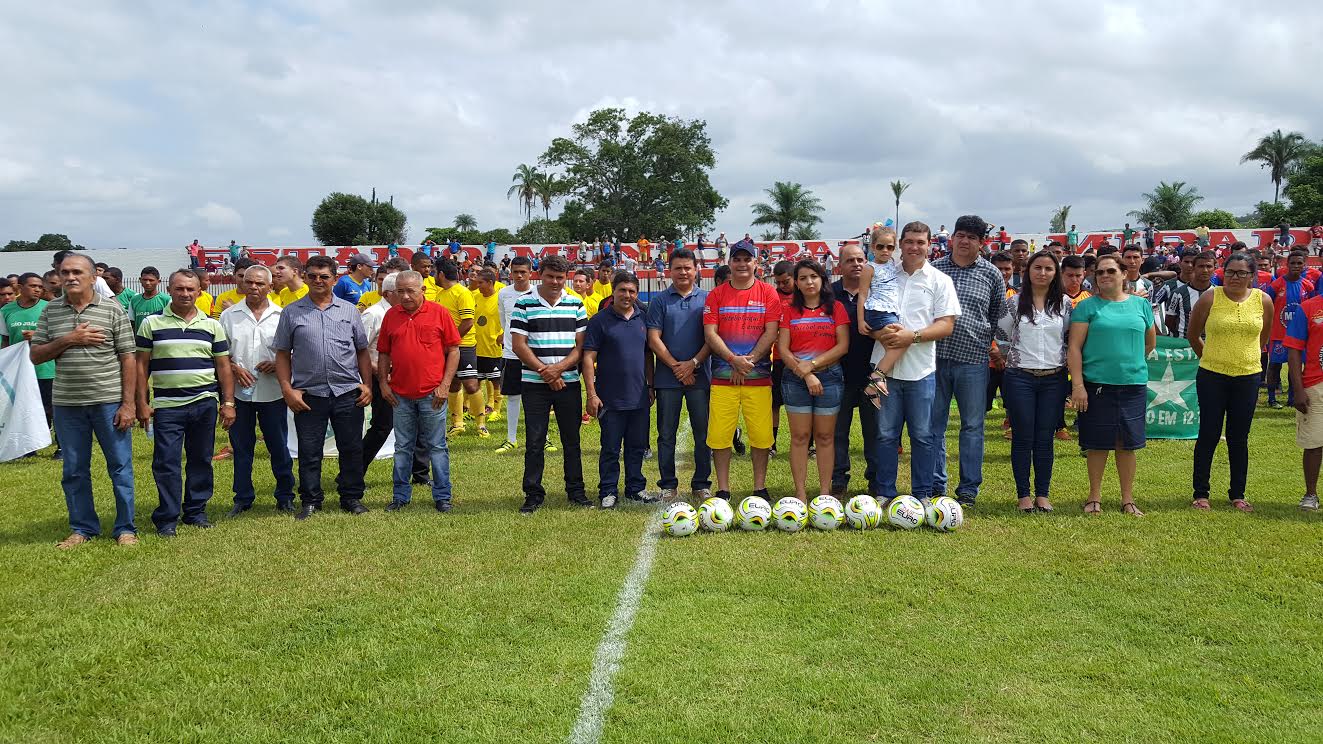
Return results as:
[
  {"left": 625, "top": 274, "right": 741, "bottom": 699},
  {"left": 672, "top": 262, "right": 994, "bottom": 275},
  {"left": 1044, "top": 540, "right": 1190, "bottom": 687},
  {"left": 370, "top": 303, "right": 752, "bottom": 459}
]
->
[
  {"left": 135, "top": 306, "right": 230, "bottom": 409},
  {"left": 703, "top": 280, "right": 780, "bottom": 386},
  {"left": 870, "top": 262, "right": 962, "bottom": 381},
  {"left": 473, "top": 289, "right": 503, "bottom": 358},
  {"left": 32, "top": 294, "right": 136, "bottom": 406},
  {"left": 2, "top": 300, "right": 56, "bottom": 379},
  {"left": 1072, "top": 295, "right": 1155, "bottom": 385},
  {"left": 780, "top": 301, "right": 850, "bottom": 363},
  {"left": 1262, "top": 277, "right": 1315, "bottom": 342},
  {"left": 333, "top": 275, "right": 372, "bottom": 305},
  {"left": 271, "top": 296, "right": 369, "bottom": 397},
  {"left": 646, "top": 284, "right": 710, "bottom": 389},
  {"left": 130, "top": 292, "right": 170, "bottom": 329},
  {"left": 1284, "top": 295, "right": 1323, "bottom": 388},
  {"left": 436, "top": 283, "right": 477, "bottom": 347},
  {"left": 377, "top": 301, "right": 462, "bottom": 398},
  {"left": 584, "top": 305, "right": 649, "bottom": 410},
  {"left": 510, "top": 291, "right": 587, "bottom": 384}
]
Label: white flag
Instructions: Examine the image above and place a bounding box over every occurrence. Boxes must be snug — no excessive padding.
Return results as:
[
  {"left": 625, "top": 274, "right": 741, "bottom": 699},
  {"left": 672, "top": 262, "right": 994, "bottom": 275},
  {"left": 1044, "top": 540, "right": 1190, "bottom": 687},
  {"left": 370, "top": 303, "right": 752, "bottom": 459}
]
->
[
  {"left": 285, "top": 408, "right": 394, "bottom": 459},
  {"left": 0, "top": 342, "right": 52, "bottom": 461}
]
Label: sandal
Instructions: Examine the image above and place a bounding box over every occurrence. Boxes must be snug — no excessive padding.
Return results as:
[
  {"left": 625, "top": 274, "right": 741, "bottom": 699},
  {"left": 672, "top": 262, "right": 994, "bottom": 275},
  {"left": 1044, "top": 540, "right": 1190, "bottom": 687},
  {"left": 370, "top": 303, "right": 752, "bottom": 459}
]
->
[
  {"left": 864, "top": 370, "right": 889, "bottom": 410},
  {"left": 1035, "top": 498, "right": 1054, "bottom": 514},
  {"left": 1083, "top": 500, "right": 1101, "bottom": 514},
  {"left": 1121, "top": 502, "right": 1145, "bottom": 517},
  {"left": 1191, "top": 498, "right": 1211, "bottom": 511},
  {"left": 1231, "top": 499, "right": 1254, "bottom": 513},
  {"left": 1018, "top": 496, "right": 1034, "bottom": 514}
]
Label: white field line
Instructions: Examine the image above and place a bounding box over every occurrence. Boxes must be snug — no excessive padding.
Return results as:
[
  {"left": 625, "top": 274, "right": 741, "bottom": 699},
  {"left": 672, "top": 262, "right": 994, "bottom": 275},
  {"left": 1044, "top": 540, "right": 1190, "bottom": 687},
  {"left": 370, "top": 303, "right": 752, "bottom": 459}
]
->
[{"left": 566, "top": 413, "right": 690, "bottom": 744}]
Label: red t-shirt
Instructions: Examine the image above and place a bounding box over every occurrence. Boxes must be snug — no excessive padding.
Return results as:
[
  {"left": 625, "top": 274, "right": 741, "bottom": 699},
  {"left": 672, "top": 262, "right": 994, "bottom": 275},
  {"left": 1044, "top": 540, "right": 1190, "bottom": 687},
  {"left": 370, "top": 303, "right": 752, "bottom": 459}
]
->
[
  {"left": 377, "top": 302, "right": 462, "bottom": 398},
  {"left": 1264, "top": 277, "right": 1316, "bottom": 341},
  {"left": 770, "top": 289, "right": 794, "bottom": 362},
  {"left": 1285, "top": 295, "right": 1323, "bottom": 389},
  {"left": 781, "top": 301, "right": 850, "bottom": 362},
  {"left": 703, "top": 280, "right": 781, "bottom": 386}
]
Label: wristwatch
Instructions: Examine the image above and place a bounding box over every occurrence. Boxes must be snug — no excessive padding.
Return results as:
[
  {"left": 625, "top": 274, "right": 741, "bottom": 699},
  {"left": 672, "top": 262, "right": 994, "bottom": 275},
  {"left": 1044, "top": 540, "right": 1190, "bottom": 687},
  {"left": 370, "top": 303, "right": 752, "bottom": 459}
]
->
[
  {"left": 912, "top": 330, "right": 924, "bottom": 345},
  {"left": 222, "top": 401, "right": 236, "bottom": 408}
]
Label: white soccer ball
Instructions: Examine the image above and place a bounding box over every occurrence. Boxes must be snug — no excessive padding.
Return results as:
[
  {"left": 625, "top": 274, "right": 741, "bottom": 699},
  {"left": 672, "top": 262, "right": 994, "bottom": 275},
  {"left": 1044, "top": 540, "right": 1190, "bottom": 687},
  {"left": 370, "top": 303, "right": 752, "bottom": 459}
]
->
[
  {"left": 844, "top": 495, "right": 882, "bottom": 530},
  {"left": 661, "top": 502, "right": 698, "bottom": 537},
  {"left": 772, "top": 497, "right": 808, "bottom": 532},
  {"left": 924, "top": 496, "right": 964, "bottom": 532},
  {"left": 737, "top": 496, "right": 772, "bottom": 531},
  {"left": 697, "top": 497, "right": 735, "bottom": 532},
  {"left": 807, "top": 495, "right": 844, "bottom": 530},
  {"left": 886, "top": 495, "right": 926, "bottom": 530}
]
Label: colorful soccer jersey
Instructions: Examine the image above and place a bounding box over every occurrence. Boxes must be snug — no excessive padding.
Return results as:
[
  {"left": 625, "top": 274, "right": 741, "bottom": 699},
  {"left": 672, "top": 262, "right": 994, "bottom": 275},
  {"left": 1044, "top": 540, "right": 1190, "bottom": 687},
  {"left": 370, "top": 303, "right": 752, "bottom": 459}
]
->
[
  {"left": 435, "top": 283, "right": 477, "bottom": 347},
  {"left": 1262, "top": 277, "right": 1315, "bottom": 342},
  {"left": 781, "top": 301, "right": 850, "bottom": 361},
  {"left": 1285, "top": 295, "right": 1323, "bottom": 389},
  {"left": 703, "top": 281, "right": 780, "bottom": 386}
]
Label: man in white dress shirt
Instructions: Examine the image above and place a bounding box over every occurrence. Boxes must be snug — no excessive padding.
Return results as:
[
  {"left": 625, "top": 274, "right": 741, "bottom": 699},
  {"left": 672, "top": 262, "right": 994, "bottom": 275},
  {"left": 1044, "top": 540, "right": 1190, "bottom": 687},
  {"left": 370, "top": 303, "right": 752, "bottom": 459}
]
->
[{"left": 867, "top": 221, "right": 961, "bottom": 504}]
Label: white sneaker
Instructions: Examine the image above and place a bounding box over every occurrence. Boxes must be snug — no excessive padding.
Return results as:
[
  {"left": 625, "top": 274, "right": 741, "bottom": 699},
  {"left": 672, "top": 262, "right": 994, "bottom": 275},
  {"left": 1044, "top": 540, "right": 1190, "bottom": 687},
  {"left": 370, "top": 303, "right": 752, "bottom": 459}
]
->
[
  {"left": 1301, "top": 494, "right": 1320, "bottom": 511},
  {"left": 600, "top": 494, "right": 618, "bottom": 509}
]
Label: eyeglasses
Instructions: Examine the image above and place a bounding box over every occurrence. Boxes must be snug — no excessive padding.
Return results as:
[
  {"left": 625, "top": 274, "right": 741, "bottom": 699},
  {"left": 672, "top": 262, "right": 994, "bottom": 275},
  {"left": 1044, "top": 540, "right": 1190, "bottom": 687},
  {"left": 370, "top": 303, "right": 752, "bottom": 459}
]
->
[
  {"left": 1096, "top": 268, "right": 1121, "bottom": 275},
  {"left": 1224, "top": 270, "right": 1252, "bottom": 279}
]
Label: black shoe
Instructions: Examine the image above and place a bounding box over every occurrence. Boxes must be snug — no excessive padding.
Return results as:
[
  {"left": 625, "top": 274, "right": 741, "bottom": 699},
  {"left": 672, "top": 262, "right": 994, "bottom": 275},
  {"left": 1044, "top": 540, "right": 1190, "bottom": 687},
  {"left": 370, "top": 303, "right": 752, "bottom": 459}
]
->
[
  {"left": 435, "top": 501, "right": 452, "bottom": 513},
  {"left": 830, "top": 484, "right": 848, "bottom": 498},
  {"left": 186, "top": 516, "right": 213, "bottom": 529},
  {"left": 519, "top": 499, "right": 541, "bottom": 516},
  {"left": 385, "top": 500, "right": 408, "bottom": 512},
  {"left": 342, "top": 500, "right": 369, "bottom": 515},
  {"left": 157, "top": 524, "right": 177, "bottom": 538},
  {"left": 715, "top": 490, "right": 732, "bottom": 501},
  {"left": 275, "top": 502, "right": 296, "bottom": 513},
  {"left": 956, "top": 496, "right": 976, "bottom": 510},
  {"left": 295, "top": 504, "right": 320, "bottom": 521},
  {"left": 51, "top": 449, "right": 63, "bottom": 461},
  {"left": 626, "top": 491, "right": 660, "bottom": 504},
  {"left": 226, "top": 504, "right": 251, "bottom": 518},
  {"left": 411, "top": 476, "right": 431, "bottom": 486},
  {"left": 732, "top": 433, "right": 746, "bottom": 455},
  {"left": 568, "top": 497, "right": 595, "bottom": 509},
  {"left": 752, "top": 488, "right": 771, "bottom": 502}
]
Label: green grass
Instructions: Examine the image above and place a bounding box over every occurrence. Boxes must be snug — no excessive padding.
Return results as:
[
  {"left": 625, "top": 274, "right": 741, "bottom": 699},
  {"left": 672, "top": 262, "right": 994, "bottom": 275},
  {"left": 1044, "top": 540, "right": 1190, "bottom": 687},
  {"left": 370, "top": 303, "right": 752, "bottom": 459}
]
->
[{"left": 2, "top": 400, "right": 1321, "bottom": 743}]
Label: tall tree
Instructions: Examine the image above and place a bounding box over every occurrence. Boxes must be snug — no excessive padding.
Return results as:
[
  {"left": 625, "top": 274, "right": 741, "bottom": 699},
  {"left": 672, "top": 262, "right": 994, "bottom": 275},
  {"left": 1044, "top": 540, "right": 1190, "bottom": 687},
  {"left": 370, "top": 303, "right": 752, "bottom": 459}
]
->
[
  {"left": 1241, "top": 129, "right": 1309, "bottom": 204},
  {"left": 453, "top": 213, "right": 478, "bottom": 232},
  {"left": 1284, "top": 154, "right": 1323, "bottom": 226},
  {"left": 1049, "top": 205, "right": 1072, "bottom": 233},
  {"left": 539, "top": 108, "right": 727, "bottom": 240},
  {"left": 531, "top": 171, "right": 564, "bottom": 221},
  {"left": 1127, "top": 181, "right": 1204, "bottom": 230},
  {"left": 790, "top": 223, "right": 821, "bottom": 240},
  {"left": 750, "top": 182, "right": 824, "bottom": 240},
  {"left": 889, "top": 180, "right": 910, "bottom": 228},
  {"left": 507, "top": 164, "right": 539, "bottom": 225},
  {"left": 311, "top": 192, "right": 407, "bottom": 245}
]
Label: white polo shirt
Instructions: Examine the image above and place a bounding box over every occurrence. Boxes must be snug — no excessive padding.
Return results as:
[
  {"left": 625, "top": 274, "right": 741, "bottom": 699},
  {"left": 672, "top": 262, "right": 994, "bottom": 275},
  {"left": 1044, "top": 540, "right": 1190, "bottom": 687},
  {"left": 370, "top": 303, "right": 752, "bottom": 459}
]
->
[{"left": 871, "top": 260, "right": 962, "bottom": 381}]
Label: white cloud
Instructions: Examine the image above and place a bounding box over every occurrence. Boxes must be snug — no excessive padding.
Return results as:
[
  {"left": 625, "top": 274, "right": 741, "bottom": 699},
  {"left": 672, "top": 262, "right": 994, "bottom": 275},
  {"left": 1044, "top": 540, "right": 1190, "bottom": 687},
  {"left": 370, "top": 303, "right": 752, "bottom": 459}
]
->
[{"left": 193, "top": 202, "right": 243, "bottom": 229}]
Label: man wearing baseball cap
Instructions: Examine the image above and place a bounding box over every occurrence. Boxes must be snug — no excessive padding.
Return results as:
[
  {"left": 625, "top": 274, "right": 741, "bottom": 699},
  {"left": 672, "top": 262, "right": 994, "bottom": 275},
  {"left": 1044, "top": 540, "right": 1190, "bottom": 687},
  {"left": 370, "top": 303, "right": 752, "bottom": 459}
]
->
[{"left": 334, "top": 254, "right": 375, "bottom": 306}]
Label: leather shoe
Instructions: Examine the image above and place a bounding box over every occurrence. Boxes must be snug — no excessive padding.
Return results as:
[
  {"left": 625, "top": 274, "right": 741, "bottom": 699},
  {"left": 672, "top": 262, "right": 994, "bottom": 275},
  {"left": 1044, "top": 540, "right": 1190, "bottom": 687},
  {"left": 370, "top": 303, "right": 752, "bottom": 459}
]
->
[
  {"left": 435, "top": 501, "right": 452, "bottom": 513},
  {"left": 275, "top": 502, "right": 296, "bottom": 513},
  {"left": 411, "top": 475, "right": 431, "bottom": 486},
  {"left": 385, "top": 500, "right": 408, "bottom": 512},
  {"left": 157, "top": 524, "right": 177, "bottom": 538},
  {"left": 295, "top": 505, "right": 320, "bottom": 521},
  {"left": 186, "top": 516, "right": 214, "bottom": 529},
  {"left": 226, "top": 504, "right": 251, "bottom": 518},
  {"left": 342, "top": 500, "right": 369, "bottom": 515}
]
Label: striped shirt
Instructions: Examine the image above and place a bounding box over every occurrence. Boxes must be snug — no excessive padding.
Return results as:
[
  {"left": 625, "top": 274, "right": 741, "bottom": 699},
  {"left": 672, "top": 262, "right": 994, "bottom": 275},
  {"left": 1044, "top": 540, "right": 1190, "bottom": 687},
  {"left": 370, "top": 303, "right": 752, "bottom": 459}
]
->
[
  {"left": 135, "top": 306, "right": 230, "bottom": 408},
  {"left": 32, "top": 293, "right": 136, "bottom": 406},
  {"left": 510, "top": 290, "right": 587, "bottom": 384}
]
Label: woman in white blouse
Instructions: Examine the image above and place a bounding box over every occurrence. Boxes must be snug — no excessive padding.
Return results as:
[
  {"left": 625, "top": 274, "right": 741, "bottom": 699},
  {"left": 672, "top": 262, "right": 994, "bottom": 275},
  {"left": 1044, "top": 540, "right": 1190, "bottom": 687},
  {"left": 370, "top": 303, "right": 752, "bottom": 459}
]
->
[{"left": 995, "top": 250, "right": 1073, "bottom": 514}]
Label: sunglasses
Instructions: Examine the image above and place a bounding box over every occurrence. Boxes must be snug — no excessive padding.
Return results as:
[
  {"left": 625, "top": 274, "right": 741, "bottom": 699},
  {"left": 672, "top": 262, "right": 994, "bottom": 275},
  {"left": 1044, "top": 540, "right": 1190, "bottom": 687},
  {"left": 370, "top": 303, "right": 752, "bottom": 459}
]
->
[
  {"left": 306, "top": 273, "right": 335, "bottom": 281},
  {"left": 1096, "top": 267, "right": 1121, "bottom": 275}
]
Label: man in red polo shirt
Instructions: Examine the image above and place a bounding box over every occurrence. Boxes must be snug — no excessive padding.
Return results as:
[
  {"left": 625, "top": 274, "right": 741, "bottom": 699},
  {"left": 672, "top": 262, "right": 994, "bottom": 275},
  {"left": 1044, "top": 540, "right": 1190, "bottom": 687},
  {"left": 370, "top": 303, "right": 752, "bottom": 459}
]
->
[{"left": 377, "top": 271, "right": 462, "bottom": 512}]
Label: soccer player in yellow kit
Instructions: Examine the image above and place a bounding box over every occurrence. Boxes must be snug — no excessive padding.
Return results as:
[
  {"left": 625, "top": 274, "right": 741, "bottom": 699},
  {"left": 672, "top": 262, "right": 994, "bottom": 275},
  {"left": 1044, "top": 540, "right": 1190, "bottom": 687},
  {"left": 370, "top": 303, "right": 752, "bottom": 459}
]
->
[
  {"left": 435, "top": 257, "right": 485, "bottom": 434},
  {"left": 472, "top": 267, "right": 504, "bottom": 431}
]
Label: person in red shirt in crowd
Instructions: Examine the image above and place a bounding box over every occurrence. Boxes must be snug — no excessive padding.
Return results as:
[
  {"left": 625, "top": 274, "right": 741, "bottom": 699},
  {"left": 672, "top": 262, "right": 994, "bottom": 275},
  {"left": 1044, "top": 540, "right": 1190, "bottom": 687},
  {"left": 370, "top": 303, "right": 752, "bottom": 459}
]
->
[
  {"left": 1263, "top": 249, "right": 1316, "bottom": 409},
  {"left": 1212, "top": 243, "right": 1272, "bottom": 287},
  {"left": 776, "top": 259, "right": 850, "bottom": 501},
  {"left": 997, "top": 226, "right": 1011, "bottom": 249},
  {"left": 1285, "top": 287, "right": 1323, "bottom": 511},
  {"left": 376, "top": 270, "right": 462, "bottom": 512}
]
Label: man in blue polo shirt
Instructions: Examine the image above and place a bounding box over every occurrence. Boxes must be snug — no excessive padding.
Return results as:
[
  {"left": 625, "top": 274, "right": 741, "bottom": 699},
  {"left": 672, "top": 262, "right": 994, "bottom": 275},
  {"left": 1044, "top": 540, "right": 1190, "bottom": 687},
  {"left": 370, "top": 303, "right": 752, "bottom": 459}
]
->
[
  {"left": 583, "top": 270, "right": 656, "bottom": 508},
  {"left": 333, "top": 254, "right": 374, "bottom": 305},
  {"left": 646, "top": 248, "right": 712, "bottom": 502}
]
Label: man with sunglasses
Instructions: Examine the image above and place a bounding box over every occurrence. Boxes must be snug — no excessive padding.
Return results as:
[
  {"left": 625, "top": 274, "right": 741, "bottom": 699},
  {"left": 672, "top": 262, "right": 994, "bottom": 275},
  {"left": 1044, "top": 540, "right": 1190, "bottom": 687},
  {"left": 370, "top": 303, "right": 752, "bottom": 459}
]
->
[{"left": 273, "top": 255, "right": 374, "bottom": 520}]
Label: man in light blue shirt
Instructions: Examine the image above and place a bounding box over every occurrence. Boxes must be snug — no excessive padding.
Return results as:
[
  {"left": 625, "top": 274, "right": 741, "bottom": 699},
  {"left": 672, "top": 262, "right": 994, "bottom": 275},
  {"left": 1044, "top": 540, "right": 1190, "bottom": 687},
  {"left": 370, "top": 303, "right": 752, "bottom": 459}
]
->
[{"left": 333, "top": 254, "right": 374, "bottom": 305}]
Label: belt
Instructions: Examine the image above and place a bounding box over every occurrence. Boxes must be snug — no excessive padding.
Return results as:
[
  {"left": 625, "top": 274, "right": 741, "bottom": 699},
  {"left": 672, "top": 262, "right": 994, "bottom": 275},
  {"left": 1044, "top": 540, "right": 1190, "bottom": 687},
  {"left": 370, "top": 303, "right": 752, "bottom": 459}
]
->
[{"left": 1020, "top": 366, "right": 1064, "bottom": 377}]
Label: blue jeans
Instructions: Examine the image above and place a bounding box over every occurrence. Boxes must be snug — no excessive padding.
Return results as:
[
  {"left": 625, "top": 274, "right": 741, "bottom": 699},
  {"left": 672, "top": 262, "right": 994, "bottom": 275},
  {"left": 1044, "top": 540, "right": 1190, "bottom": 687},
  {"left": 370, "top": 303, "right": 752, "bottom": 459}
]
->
[
  {"left": 599, "top": 407, "right": 649, "bottom": 500},
  {"left": 231, "top": 399, "right": 296, "bottom": 508},
  {"left": 53, "top": 403, "right": 136, "bottom": 538},
  {"left": 391, "top": 394, "right": 452, "bottom": 505},
  {"left": 293, "top": 391, "right": 366, "bottom": 508},
  {"left": 151, "top": 399, "right": 218, "bottom": 529},
  {"left": 1002, "top": 368, "right": 1068, "bottom": 498},
  {"left": 655, "top": 387, "right": 712, "bottom": 491},
  {"left": 869, "top": 373, "right": 937, "bottom": 500},
  {"left": 930, "top": 361, "right": 989, "bottom": 500}
]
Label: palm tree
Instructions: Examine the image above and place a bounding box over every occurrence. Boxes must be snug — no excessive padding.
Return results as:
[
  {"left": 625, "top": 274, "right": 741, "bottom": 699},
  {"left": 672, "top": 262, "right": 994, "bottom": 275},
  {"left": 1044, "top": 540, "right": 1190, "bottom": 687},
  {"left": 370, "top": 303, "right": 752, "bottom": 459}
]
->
[
  {"left": 507, "top": 164, "right": 539, "bottom": 225},
  {"left": 1049, "top": 205, "right": 1072, "bottom": 233},
  {"left": 758, "top": 230, "right": 780, "bottom": 242},
  {"left": 889, "top": 180, "right": 910, "bottom": 228},
  {"left": 790, "top": 223, "right": 821, "bottom": 240},
  {"left": 453, "top": 213, "right": 478, "bottom": 232},
  {"left": 1127, "top": 181, "right": 1204, "bottom": 230},
  {"left": 531, "top": 171, "right": 564, "bottom": 221},
  {"left": 1240, "top": 129, "right": 1308, "bottom": 204},
  {"left": 750, "top": 181, "right": 824, "bottom": 240}
]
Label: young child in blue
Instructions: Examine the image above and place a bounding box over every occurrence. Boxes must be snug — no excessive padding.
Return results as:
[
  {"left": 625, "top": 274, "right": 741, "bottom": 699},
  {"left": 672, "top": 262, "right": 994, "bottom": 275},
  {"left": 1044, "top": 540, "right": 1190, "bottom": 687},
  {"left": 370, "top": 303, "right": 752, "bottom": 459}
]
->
[{"left": 857, "top": 226, "right": 902, "bottom": 407}]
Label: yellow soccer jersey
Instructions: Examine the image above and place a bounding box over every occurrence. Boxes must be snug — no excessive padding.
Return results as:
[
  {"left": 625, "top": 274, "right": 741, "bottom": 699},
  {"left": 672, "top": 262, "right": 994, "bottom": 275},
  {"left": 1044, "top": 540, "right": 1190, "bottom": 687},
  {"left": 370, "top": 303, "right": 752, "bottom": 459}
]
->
[
  {"left": 212, "top": 288, "right": 242, "bottom": 319},
  {"left": 357, "top": 290, "right": 381, "bottom": 312},
  {"left": 436, "top": 283, "right": 477, "bottom": 347},
  {"left": 473, "top": 289, "right": 502, "bottom": 358},
  {"left": 277, "top": 283, "right": 308, "bottom": 307},
  {"left": 195, "top": 291, "right": 214, "bottom": 318}
]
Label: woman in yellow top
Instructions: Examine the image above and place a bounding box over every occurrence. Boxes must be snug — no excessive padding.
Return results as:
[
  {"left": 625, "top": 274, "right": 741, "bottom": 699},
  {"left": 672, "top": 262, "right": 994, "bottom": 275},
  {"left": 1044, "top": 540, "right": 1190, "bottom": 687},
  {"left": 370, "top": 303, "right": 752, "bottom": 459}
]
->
[{"left": 1186, "top": 252, "right": 1273, "bottom": 513}]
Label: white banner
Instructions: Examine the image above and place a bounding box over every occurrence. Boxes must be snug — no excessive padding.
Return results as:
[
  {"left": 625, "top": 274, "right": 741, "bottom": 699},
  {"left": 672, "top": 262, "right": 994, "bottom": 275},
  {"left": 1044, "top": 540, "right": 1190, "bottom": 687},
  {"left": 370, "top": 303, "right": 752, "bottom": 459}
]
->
[
  {"left": 284, "top": 408, "right": 394, "bottom": 460},
  {"left": 0, "top": 342, "right": 52, "bottom": 461}
]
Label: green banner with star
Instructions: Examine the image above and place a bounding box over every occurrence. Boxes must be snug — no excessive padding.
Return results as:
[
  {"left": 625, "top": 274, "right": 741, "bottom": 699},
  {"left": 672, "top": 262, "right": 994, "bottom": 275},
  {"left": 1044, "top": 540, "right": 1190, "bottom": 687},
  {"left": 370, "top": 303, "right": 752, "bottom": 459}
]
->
[{"left": 1146, "top": 336, "right": 1200, "bottom": 439}]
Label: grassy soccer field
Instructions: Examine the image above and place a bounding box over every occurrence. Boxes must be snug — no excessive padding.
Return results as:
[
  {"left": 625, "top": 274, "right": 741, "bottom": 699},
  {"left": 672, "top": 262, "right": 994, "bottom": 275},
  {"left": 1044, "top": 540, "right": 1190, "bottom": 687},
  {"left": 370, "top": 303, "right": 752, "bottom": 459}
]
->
[{"left": 1, "top": 401, "right": 1321, "bottom": 743}]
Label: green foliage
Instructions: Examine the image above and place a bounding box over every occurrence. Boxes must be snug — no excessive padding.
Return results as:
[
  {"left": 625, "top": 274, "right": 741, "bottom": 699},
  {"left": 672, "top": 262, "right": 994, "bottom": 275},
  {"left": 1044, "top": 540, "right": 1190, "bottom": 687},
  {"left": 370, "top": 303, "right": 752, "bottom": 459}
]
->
[
  {"left": 481, "top": 228, "right": 517, "bottom": 245},
  {"left": 3, "top": 240, "right": 37, "bottom": 251},
  {"left": 3, "top": 234, "right": 84, "bottom": 252},
  {"left": 514, "top": 218, "right": 570, "bottom": 244},
  {"left": 507, "top": 164, "right": 539, "bottom": 225},
  {"left": 1241, "top": 129, "right": 1309, "bottom": 204},
  {"left": 1050, "top": 205, "right": 1071, "bottom": 233},
  {"left": 311, "top": 193, "right": 408, "bottom": 245},
  {"left": 759, "top": 230, "right": 780, "bottom": 241},
  {"left": 1185, "top": 210, "right": 1240, "bottom": 230},
  {"left": 750, "top": 181, "right": 825, "bottom": 240},
  {"left": 1127, "top": 181, "right": 1203, "bottom": 230},
  {"left": 1284, "top": 155, "right": 1323, "bottom": 226},
  {"left": 1248, "top": 201, "right": 1290, "bottom": 229},
  {"left": 889, "top": 180, "right": 910, "bottom": 226},
  {"left": 790, "top": 223, "right": 821, "bottom": 240},
  {"left": 453, "top": 213, "right": 478, "bottom": 232},
  {"left": 538, "top": 108, "right": 728, "bottom": 240}
]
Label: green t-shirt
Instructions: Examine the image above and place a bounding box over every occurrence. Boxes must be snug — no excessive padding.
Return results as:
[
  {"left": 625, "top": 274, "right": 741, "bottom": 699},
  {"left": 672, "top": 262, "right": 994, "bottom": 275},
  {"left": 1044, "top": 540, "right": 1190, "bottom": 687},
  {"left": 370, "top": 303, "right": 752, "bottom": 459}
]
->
[
  {"left": 116, "top": 289, "right": 139, "bottom": 311},
  {"left": 2, "top": 300, "right": 56, "bottom": 379},
  {"left": 130, "top": 292, "right": 170, "bottom": 332},
  {"left": 1072, "top": 295, "right": 1155, "bottom": 386}
]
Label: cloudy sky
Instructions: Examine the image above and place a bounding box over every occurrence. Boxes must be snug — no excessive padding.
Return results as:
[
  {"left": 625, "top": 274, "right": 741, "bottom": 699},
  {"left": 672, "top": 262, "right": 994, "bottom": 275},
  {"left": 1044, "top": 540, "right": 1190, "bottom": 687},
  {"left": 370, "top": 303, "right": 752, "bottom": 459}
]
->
[{"left": 3, "top": 0, "right": 1319, "bottom": 249}]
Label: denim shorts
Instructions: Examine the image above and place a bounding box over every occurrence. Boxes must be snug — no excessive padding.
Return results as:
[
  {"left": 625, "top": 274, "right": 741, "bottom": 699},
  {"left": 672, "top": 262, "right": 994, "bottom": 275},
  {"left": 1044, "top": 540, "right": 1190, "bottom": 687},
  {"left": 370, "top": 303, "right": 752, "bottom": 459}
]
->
[
  {"left": 780, "top": 364, "right": 844, "bottom": 416},
  {"left": 865, "top": 309, "right": 899, "bottom": 332}
]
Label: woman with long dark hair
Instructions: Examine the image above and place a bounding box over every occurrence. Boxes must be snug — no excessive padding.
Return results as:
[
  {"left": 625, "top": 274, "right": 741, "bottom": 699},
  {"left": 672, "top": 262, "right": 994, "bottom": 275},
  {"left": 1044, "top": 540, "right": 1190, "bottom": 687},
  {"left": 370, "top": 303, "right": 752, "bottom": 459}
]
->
[
  {"left": 996, "top": 250, "right": 1072, "bottom": 513},
  {"left": 776, "top": 259, "right": 851, "bottom": 501}
]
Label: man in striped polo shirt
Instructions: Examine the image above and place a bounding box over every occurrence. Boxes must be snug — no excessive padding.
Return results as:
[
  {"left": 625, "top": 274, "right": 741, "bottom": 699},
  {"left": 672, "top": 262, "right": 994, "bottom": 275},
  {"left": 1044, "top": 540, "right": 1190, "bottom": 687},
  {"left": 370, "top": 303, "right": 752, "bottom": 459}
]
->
[
  {"left": 135, "top": 270, "right": 236, "bottom": 537},
  {"left": 31, "top": 254, "right": 139, "bottom": 548},
  {"left": 510, "top": 255, "right": 592, "bottom": 514}
]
